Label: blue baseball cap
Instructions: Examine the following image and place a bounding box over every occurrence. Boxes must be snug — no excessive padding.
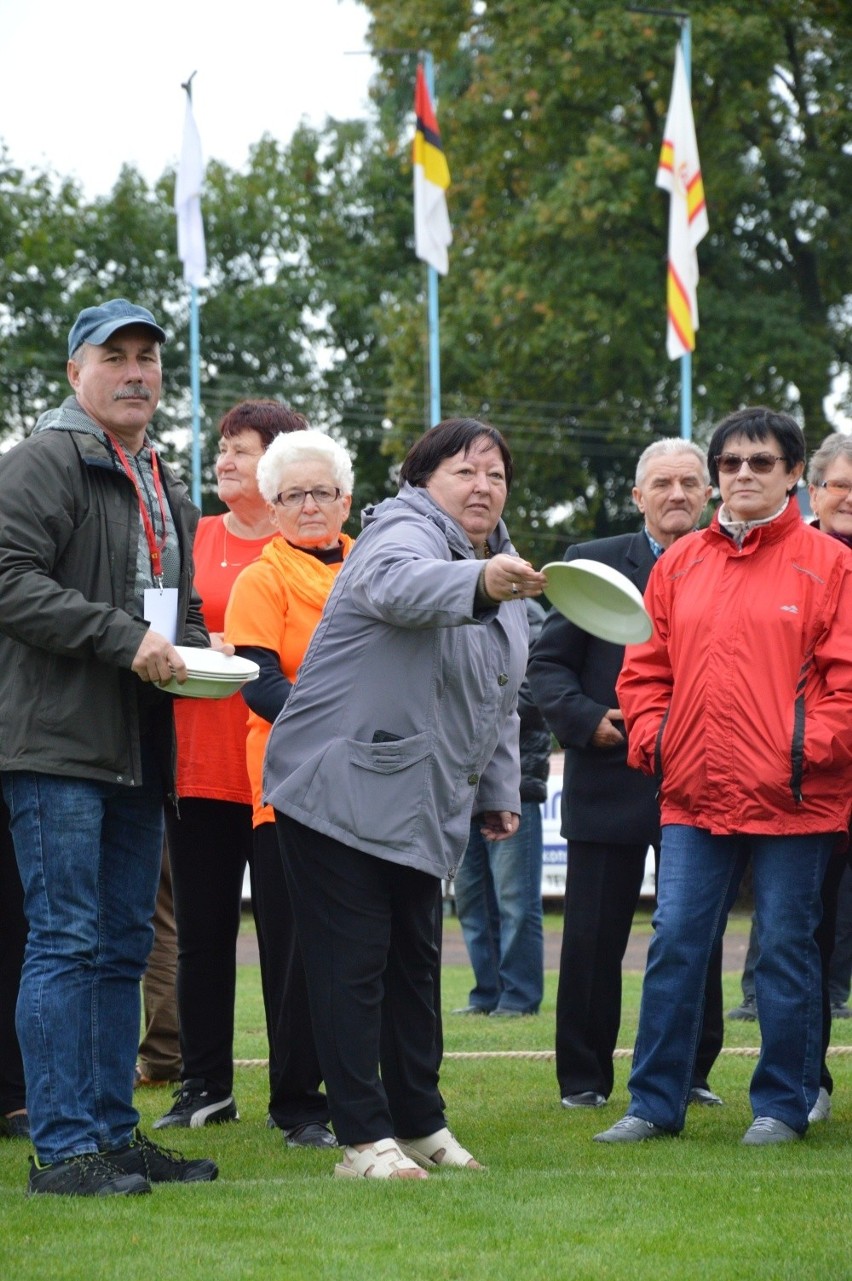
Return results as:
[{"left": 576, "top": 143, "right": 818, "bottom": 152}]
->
[{"left": 68, "top": 298, "right": 167, "bottom": 358}]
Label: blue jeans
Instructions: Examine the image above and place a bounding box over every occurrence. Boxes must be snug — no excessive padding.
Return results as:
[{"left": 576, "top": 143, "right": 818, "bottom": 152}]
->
[
  {"left": 628, "top": 825, "right": 832, "bottom": 1134},
  {"left": 3, "top": 762, "right": 164, "bottom": 1164},
  {"left": 453, "top": 801, "right": 544, "bottom": 1014}
]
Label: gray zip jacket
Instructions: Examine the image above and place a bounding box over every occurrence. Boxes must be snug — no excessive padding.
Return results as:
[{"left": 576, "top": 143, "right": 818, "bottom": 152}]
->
[{"left": 263, "top": 483, "right": 529, "bottom": 879}]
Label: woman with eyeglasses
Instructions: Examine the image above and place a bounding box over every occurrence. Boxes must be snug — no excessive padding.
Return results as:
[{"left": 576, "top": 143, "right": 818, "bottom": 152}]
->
[
  {"left": 595, "top": 407, "right": 852, "bottom": 1148},
  {"left": 223, "top": 430, "right": 356, "bottom": 1147}
]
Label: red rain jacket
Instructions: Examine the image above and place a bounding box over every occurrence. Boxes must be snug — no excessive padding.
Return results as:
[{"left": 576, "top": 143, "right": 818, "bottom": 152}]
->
[{"left": 617, "top": 500, "right": 852, "bottom": 836}]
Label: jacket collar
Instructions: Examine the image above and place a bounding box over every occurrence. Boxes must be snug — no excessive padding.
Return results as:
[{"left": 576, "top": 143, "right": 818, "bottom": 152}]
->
[
  {"left": 708, "top": 493, "right": 802, "bottom": 552},
  {"left": 362, "top": 482, "right": 515, "bottom": 560}
]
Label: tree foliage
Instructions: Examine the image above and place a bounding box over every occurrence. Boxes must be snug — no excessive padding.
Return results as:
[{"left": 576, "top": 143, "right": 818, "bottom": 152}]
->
[
  {"left": 1, "top": 1, "right": 851, "bottom": 561},
  {"left": 355, "top": 0, "right": 852, "bottom": 558}
]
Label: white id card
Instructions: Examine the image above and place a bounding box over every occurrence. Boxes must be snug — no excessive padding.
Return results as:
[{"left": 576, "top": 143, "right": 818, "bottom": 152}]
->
[{"left": 144, "top": 587, "right": 179, "bottom": 642}]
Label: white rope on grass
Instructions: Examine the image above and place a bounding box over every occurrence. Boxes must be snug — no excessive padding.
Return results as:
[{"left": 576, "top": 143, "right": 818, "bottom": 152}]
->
[{"left": 234, "top": 1045, "right": 852, "bottom": 1067}]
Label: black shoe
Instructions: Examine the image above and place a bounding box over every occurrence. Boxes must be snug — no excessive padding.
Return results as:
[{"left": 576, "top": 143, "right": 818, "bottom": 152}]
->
[
  {"left": 154, "top": 1079, "right": 238, "bottom": 1130},
  {"left": 282, "top": 1122, "right": 338, "bottom": 1149},
  {"left": 688, "top": 1086, "right": 724, "bottom": 1107},
  {"left": 562, "top": 1091, "right": 607, "bottom": 1109},
  {"left": 831, "top": 1003, "right": 852, "bottom": 1020},
  {"left": 108, "top": 1128, "right": 218, "bottom": 1183},
  {"left": 28, "top": 1151, "right": 151, "bottom": 1197},
  {"left": 727, "top": 999, "right": 758, "bottom": 1022},
  {"left": 0, "top": 1112, "right": 30, "bottom": 1139}
]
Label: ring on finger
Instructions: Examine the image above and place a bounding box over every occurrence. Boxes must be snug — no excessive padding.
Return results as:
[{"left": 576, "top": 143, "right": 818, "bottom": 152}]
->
[{"left": 510, "top": 582, "right": 519, "bottom": 596}]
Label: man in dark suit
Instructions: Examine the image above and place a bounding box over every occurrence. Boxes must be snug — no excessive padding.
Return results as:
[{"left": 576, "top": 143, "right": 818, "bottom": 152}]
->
[{"left": 528, "top": 438, "right": 724, "bottom": 1110}]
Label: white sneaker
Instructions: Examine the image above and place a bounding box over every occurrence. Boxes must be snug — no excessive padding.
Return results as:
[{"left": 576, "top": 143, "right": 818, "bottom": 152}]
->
[{"left": 808, "top": 1087, "right": 831, "bottom": 1123}]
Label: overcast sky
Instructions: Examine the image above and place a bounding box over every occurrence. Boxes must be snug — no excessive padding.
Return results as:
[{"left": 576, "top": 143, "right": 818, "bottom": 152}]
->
[{"left": 0, "top": 0, "right": 377, "bottom": 196}]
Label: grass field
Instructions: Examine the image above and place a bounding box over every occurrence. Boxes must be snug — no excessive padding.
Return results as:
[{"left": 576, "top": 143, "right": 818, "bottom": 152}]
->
[{"left": 1, "top": 911, "right": 850, "bottom": 1281}]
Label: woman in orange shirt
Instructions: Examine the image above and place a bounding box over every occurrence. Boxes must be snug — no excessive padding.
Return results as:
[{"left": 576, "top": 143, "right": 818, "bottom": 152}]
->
[
  {"left": 157, "top": 401, "right": 335, "bottom": 1147},
  {"left": 224, "top": 429, "right": 356, "bottom": 1144}
]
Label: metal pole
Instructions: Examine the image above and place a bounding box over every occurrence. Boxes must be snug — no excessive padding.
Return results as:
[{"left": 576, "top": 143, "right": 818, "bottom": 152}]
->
[
  {"left": 628, "top": 7, "right": 694, "bottom": 440},
  {"left": 181, "top": 73, "right": 203, "bottom": 506},
  {"left": 423, "top": 51, "right": 442, "bottom": 428},
  {"left": 678, "top": 18, "right": 692, "bottom": 440},
  {"left": 188, "top": 284, "right": 201, "bottom": 506}
]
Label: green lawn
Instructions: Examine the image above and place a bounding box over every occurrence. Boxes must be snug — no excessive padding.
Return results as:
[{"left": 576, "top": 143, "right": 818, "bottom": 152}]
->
[{"left": 1, "top": 916, "right": 849, "bottom": 1281}]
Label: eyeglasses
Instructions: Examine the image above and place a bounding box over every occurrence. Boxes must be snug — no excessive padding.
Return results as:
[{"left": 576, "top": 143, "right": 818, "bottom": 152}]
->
[
  {"left": 273, "top": 487, "right": 341, "bottom": 508},
  {"left": 715, "top": 452, "right": 786, "bottom": 475},
  {"left": 818, "top": 480, "right": 852, "bottom": 496}
]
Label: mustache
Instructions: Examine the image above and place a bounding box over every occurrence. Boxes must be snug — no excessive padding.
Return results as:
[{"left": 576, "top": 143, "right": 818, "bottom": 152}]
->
[{"left": 113, "top": 384, "right": 152, "bottom": 401}]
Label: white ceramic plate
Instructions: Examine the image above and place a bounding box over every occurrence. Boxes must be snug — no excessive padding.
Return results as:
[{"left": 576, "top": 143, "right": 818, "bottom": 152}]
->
[
  {"left": 157, "top": 647, "right": 259, "bottom": 699},
  {"left": 541, "top": 559, "right": 653, "bottom": 645}
]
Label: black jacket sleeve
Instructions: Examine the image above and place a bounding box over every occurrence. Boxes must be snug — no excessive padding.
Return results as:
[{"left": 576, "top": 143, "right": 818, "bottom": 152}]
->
[{"left": 235, "top": 645, "right": 293, "bottom": 724}]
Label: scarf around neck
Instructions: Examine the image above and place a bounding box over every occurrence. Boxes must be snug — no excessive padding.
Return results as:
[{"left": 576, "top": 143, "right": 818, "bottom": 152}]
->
[{"left": 261, "top": 531, "right": 355, "bottom": 608}]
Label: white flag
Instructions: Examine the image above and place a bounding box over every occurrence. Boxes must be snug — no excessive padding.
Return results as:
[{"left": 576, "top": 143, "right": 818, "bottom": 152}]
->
[
  {"left": 413, "top": 64, "right": 452, "bottom": 276},
  {"left": 175, "top": 96, "right": 207, "bottom": 287},
  {"left": 656, "top": 45, "right": 708, "bottom": 359}
]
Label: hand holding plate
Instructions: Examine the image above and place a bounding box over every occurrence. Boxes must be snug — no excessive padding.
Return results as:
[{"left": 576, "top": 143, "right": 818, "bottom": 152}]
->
[{"left": 483, "top": 555, "right": 548, "bottom": 602}]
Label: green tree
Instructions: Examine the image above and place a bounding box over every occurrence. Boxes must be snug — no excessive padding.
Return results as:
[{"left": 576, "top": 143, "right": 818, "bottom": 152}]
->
[
  {"left": 3, "top": 1, "right": 851, "bottom": 562},
  {"left": 355, "top": 0, "right": 852, "bottom": 561},
  {"left": 0, "top": 134, "right": 410, "bottom": 526}
]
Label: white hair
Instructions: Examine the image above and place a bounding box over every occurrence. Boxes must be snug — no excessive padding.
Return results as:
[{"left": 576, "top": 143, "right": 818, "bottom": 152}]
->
[
  {"left": 256, "top": 428, "right": 354, "bottom": 503},
  {"left": 634, "top": 437, "right": 709, "bottom": 489}
]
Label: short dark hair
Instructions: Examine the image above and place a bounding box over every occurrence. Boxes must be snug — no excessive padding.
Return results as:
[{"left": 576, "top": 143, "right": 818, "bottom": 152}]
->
[
  {"left": 218, "top": 400, "right": 309, "bottom": 450},
  {"left": 707, "top": 406, "right": 805, "bottom": 489},
  {"left": 399, "top": 418, "right": 514, "bottom": 491}
]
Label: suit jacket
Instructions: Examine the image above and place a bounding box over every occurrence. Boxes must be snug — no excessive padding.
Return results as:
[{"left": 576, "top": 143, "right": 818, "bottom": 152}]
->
[{"left": 526, "top": 529, "right": 660, "bottom": 845}]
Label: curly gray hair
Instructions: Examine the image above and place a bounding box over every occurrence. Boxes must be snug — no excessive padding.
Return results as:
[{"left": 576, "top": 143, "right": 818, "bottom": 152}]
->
[{"left": 257, "top": 429, "right": 355, "bottom": 503}]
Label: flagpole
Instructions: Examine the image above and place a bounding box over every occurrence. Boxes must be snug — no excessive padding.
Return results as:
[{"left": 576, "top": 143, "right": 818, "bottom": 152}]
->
[
  {"left": 189, "top": 283, "right": 201, "bottom": 505},
  {"left": 422, "top": 52, "right": 442, "bottom": 428},
  {"left": 678, "top": 18, "right": 692, "bottom": 441},
  {"left": 181, "top": 73, "right": 203, "bottom": 507},
  {"left": 628, "top": 7, "right": 697, "bottom": 440}
]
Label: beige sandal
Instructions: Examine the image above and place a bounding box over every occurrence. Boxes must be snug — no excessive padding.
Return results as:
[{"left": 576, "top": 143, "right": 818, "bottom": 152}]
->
[
  {"left": 396, "top": 1127, "right": 483, "bottom": 1170},
  {"left": 334, "top": 1139, "right": 428, "bottom": 1180}
]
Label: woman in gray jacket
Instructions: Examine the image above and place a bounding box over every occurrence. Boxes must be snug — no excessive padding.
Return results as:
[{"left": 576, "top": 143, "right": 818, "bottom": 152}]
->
[{"left": 265, "top": 418, "right": 546, "bottom": 1180}]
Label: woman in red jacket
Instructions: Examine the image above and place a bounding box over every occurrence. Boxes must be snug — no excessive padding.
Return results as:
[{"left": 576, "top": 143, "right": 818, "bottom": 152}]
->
[{"left": 596, "top": 407, "right": 852, "bottom": 1147}]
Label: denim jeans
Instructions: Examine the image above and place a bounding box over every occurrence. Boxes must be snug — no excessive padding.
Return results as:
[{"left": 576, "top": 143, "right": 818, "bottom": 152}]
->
[
  {"left": 628, "top": 824, "right": 832, "bottom": 1134},
  {"left": 3, "top": 760, "right": 164, "bottom": 1164},
  {"left": 453, "top": 801, "right": 544, "bottom": 1014}
]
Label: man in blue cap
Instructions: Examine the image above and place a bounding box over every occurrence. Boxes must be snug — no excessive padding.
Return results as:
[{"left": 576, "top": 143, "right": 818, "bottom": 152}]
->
[{"left": 0, "top": 299, "right": 218, "bottom": 1195}]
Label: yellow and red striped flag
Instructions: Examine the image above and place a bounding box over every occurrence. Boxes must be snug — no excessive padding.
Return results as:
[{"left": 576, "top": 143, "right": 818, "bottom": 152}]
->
[
  {"left": 656, "top": 44, "right": 708, "bottom": 359},
  {"left": 413, "top": 64, "right": 452, "bottom": 276}
]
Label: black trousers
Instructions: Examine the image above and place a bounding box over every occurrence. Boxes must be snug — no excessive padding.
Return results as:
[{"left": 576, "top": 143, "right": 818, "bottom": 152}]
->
[
  {"left": 556, "top": 840, "right": 723, "bottom": 1099},
  {"left": 253, "top": 822, "right": 328, "bottom": 1128},
  {"left": 167, "top": 799, "right": 328, "bottom": 1127},
  {"left": 0, "top": 796, "right": 27, "bottom": 1115},
  {"left": 277, "top": 814, "right": 446, "bottom": 1146}
]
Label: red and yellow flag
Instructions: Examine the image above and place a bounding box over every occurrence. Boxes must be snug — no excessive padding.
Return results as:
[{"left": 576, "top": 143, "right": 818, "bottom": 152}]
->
[
  {"left": 413, "top": 64, "right": 452, "bottom": 276},
  {"left": 656, "top": 45, "right": 708, "bottom": 359}
]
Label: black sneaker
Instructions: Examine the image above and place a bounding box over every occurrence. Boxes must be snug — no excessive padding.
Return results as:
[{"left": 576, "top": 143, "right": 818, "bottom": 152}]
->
[
  {"left": 108, "top": 1129, "right": 218, "bottom": 1183},
  {"left": 28, "top": 1151, "right": 151, "bottom": 1197},
  {"left": 153, "top": 1079, "right": 238, "bottom": 1130}
]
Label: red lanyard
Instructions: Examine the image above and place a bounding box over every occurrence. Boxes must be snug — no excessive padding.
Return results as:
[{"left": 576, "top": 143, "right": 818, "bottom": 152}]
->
[{"left": 108, "top": 434, "right": 168, "bottom": 584}]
